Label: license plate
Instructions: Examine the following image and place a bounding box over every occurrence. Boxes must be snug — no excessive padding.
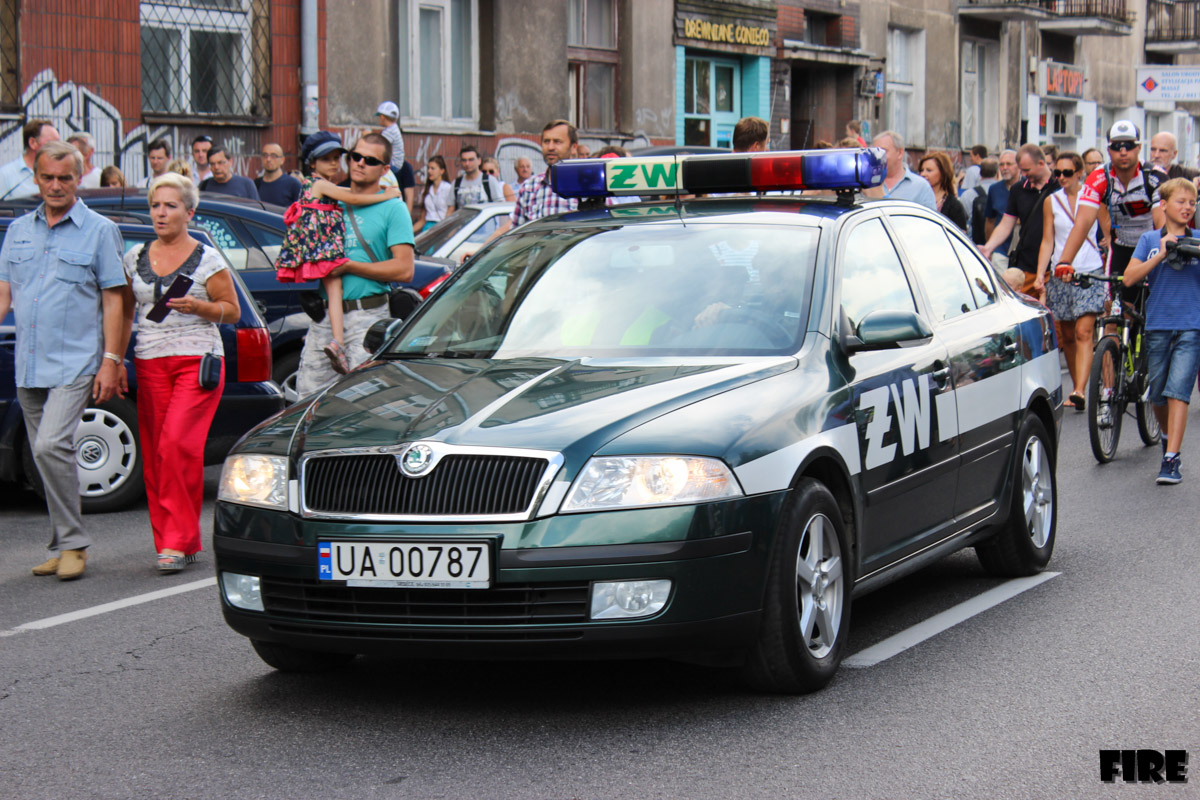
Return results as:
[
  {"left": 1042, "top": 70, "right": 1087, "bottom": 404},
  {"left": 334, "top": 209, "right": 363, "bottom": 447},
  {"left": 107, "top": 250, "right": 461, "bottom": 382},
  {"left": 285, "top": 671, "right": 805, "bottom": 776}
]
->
[{"left": 318, "top": 541, "right": 491, "bottom": 588}]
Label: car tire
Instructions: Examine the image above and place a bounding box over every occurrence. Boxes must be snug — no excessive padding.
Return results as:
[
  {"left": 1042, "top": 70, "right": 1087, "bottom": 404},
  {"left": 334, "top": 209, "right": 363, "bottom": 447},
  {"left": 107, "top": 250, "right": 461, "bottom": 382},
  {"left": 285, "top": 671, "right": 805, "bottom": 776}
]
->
[
  {"left": 251, "top": 640, "right": 356, "bottom": 673},
  {"left": 975, "top": 414, "right": 1056, "bottom": 577},
  {"left": 21, "top": 397, "right": 146, "bottom": 514},
  {"left": 273, "top": 349, "right": 301, "bottom": 405},
  {"left": 741, "top": 478, "right": 851, "bottom": 694}
]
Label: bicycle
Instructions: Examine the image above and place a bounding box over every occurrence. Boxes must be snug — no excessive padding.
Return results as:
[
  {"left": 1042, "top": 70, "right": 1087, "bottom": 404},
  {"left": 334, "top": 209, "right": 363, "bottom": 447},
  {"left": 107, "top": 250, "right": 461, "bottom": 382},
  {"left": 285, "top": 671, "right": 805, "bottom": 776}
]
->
[{"left": 1073, "top": 272, "right": 1161, "bottom": 463}]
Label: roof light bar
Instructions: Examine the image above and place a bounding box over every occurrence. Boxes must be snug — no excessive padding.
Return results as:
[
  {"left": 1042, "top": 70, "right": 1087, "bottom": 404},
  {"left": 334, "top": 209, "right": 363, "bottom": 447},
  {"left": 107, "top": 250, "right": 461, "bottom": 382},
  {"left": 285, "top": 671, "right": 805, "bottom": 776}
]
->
[{"left": 549, "top": 148, "right": 886, "bottom": 200}]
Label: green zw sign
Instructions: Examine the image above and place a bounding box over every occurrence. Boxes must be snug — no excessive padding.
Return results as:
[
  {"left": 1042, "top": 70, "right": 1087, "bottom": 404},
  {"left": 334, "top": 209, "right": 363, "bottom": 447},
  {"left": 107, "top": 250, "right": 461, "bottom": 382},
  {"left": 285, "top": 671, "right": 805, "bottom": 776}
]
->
[{"left": 605, "top": 158, "right": 681, "bottom": 194}]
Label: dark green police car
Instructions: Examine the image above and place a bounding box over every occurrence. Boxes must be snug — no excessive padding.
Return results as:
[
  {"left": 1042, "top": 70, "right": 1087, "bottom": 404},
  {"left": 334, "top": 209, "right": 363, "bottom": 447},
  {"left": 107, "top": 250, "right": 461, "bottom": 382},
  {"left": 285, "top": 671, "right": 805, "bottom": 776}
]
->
[{"left": 214, "top": 150, "right": 1061, "bottom": 693}]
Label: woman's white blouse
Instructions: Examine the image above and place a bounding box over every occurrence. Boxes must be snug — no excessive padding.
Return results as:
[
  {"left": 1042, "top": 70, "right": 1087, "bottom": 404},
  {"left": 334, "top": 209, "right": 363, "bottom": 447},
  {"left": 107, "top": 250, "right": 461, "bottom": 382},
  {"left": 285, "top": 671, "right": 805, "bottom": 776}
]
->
[{"left": 123, "top": 242, "right": 227, "bottom": 360}]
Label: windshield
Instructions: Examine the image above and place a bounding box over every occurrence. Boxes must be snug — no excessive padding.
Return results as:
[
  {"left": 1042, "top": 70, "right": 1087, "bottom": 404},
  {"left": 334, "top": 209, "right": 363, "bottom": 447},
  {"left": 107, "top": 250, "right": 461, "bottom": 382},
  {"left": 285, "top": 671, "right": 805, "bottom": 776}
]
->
[
  {"left": 387, "top": 222, "right": 819, "bottom": 359},
  {"left": 414, "top": 207, "right": 480, "bottom": 255}
]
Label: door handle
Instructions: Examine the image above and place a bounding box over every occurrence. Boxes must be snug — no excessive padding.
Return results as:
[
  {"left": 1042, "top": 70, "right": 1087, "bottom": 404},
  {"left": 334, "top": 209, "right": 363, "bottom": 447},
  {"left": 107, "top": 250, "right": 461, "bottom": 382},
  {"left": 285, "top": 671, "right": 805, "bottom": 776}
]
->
[
  {"left": 1001, "top": 339, "right": 1019, "bottom": 360},
  {"left": 931, "top": 362, "right": 951, "bottom": 389}
]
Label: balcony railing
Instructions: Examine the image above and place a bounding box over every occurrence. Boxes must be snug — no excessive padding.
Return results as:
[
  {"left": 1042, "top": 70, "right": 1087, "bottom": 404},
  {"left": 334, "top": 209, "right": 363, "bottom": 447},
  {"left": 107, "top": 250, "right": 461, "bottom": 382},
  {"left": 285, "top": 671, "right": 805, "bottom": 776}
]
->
[
  {"left": 960, "top": 0, "right": 1133, "bottom": 32},
  {"left": 1147, "top": 0, "right": 1200, "bottom": 50}
]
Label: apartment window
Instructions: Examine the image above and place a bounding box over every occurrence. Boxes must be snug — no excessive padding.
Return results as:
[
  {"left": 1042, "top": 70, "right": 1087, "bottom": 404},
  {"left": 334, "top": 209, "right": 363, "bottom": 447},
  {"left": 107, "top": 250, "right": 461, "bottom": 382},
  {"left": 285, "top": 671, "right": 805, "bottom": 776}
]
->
[
  {"left": 398, "top": 0, "right": 477, "bottom": 125},
  {"left": 140, "top": 0, "right": 271, "bottom": 119},
  {"left": 886, "top": 27, "right": 925, "bottom": 146},
  {"left": 568, "top": 0, "right": 617, "bottom": 131},
  {"left": 0, "top": 0, "right": 17, "bottom": 111},
  {"left": 804, "top": 11, "right": 834, "bottom": 46},
  {"left": 960, "top": 39, "right": 998, "bottom": 149}
]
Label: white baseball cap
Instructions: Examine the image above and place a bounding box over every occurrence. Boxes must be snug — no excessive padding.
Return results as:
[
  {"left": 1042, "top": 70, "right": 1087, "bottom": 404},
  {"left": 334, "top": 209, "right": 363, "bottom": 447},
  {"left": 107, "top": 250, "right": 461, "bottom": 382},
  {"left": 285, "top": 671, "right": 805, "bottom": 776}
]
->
[
  {"left": 376, "top": 101, "right": 400, "bottom": 119},
  {"left": 1107, "top": 120, "right": 1140, "bottom": 143}
]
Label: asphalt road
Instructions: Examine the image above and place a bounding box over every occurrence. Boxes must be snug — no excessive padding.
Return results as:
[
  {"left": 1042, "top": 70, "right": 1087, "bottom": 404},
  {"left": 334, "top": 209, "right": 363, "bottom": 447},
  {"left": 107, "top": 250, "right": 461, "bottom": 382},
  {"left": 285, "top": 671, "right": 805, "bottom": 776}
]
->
[{"left": 2, "top": 398, "right": 1198, "bottom": 799}]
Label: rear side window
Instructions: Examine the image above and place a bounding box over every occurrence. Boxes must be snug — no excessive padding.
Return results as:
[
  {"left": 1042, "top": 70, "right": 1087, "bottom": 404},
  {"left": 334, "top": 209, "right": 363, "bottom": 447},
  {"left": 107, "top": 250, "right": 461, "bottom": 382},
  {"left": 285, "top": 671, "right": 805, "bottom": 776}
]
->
[
  {"left": 890, "top": 215, "right": 976, "bottom": 322},
  {"left": 839, "top": 218, "right": 917, "bottom": 330},
  {"left": 194, "top": 214, "right": 249, "bottom": 270}
]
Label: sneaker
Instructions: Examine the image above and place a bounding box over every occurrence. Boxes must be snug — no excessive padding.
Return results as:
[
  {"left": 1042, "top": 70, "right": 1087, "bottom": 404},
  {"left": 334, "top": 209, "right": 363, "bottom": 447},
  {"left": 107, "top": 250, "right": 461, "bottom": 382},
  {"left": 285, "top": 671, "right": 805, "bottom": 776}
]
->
[
  {"left": 1156, "top": 455, "right": 1182, "bottom": 485},
  {"left": 323, "top": 340, "right": 350, "bottom": 375}
]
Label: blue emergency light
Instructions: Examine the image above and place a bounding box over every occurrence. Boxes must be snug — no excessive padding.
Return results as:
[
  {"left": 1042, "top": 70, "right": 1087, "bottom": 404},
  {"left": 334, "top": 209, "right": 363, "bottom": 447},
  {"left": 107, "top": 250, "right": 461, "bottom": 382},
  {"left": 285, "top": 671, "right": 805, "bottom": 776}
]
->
[{"left": 549, "top": 148, "right": 887, "bottom": 199}]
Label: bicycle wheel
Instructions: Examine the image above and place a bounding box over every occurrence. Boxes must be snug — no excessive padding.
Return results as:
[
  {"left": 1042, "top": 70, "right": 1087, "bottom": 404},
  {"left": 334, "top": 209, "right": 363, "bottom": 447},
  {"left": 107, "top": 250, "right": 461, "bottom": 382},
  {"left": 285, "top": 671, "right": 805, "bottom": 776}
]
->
[
  {"left": 1088, "top": 336, "right": 1124, "bottom": 463},
  {"left": 1137, "top": 398, "right": 1162, "bottom": 446}
]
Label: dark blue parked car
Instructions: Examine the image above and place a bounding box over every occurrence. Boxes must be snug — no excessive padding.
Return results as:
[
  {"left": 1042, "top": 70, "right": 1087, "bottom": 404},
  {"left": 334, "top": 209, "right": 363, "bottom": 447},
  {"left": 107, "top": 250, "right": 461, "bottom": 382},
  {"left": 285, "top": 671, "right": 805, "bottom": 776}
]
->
[
  {"left": 1, "top": 189, "right": 453, "bottom": 401},
  {"left": 0, "top": 219, "right": 284, "bottom": 512}
]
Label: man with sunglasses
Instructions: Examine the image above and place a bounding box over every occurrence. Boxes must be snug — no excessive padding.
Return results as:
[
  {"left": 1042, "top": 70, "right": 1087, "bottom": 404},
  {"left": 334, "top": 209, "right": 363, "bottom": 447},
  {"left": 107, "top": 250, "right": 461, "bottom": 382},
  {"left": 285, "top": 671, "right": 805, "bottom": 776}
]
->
[
  {"left": 295, "top": 133, "right": 415, "bottom": 397},
  {"left": 1055, "top": 120, "right": 1166, "bottom": 309}
]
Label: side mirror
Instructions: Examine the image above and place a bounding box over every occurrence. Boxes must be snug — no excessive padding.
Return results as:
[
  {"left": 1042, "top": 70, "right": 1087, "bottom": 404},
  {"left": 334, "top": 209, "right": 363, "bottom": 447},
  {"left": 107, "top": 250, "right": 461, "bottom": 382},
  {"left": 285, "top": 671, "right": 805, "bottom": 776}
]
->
[
  {"left": 363, "top": 318, "right": 405, "bottom": 354},
  {"left": 846, "top": 309, "right": 932, "bottom": 352}
]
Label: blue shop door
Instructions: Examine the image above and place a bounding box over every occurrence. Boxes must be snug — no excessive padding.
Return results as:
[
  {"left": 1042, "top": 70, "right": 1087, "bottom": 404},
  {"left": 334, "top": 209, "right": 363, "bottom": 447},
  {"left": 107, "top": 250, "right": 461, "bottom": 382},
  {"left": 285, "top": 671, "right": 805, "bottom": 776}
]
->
[{"left": 684, "top": 56, "right": 741, "bottom": 147}]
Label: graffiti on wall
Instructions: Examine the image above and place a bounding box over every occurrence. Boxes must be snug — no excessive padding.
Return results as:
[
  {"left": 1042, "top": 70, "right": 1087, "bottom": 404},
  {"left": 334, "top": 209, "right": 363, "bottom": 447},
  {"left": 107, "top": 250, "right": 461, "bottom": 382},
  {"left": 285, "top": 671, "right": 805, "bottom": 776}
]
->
[{"left": 0, "top": 70, "right": 258, "bottom": 185}]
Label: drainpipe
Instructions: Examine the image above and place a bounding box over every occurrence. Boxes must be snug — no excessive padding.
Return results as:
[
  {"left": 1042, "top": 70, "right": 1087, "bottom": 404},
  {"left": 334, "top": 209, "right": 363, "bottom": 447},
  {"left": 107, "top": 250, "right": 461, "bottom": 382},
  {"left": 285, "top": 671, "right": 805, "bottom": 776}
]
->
[
  {"left": 301, "top": 0, "right": 319, "bottom": 135},
  {"left": 1018, "top": 21, "right": 1028, "bottom": 144}
]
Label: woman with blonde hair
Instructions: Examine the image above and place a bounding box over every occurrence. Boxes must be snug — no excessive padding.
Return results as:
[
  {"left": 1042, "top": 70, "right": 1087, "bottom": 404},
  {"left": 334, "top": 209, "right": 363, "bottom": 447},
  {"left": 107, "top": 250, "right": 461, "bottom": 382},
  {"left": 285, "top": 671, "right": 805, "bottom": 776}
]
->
[
  {"left": 166, "top": 158, "right": 192, "bottom": 179},
  {"left": 121, "top": 172, "right": 240, "bottom": 572}
]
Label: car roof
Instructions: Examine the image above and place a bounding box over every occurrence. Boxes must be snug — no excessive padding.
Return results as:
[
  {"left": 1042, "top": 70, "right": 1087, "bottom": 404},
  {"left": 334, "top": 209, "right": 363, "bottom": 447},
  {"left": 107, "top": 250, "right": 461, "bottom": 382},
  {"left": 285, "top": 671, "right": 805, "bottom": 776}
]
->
[
  {"left": 514, "top": 194, "right": 893, "bottom": 235},
  {"left": 461, "top": 202, "right": 514, "bottom": 212},
  {"left": 0, "top": 190, "right": 287, "bottom": 226}
]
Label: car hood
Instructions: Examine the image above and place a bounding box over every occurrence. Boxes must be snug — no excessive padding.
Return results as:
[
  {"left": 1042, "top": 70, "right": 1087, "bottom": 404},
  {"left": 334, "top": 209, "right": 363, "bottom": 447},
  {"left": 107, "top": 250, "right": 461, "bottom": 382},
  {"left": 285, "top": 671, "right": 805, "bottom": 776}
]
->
[{"left": 293, "top": 356, "right": 796, "bottom": 464}]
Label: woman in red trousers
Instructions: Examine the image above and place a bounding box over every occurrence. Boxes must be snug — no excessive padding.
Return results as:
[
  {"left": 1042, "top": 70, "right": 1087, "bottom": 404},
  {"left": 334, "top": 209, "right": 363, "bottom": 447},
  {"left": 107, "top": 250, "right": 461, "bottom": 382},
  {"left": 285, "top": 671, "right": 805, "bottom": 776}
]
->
[{"left": 121, "top": 172, "right": 240, "bottom": 572}]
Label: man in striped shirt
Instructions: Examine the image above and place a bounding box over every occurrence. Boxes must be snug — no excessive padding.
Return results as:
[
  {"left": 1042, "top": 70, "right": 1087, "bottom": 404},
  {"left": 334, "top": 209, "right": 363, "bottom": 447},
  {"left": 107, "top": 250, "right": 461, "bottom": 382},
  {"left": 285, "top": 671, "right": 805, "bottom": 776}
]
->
[{"left": 492, "top": 120, "right": 579, "bottom": 239}]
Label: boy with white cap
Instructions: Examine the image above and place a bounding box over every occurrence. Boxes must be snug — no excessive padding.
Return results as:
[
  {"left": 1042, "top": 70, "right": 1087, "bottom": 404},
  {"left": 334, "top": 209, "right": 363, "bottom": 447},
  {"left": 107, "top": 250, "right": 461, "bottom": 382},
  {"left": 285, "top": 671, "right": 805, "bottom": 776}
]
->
[{"left": 376, "top": 101, "right": 405, "bottom": 173}]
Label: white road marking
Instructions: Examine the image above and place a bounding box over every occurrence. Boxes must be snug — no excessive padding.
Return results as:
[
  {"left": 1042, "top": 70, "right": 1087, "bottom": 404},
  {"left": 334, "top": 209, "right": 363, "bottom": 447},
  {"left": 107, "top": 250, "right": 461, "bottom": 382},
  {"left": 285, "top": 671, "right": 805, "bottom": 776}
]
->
[
  {"left": 0, "top": 577, "right": 216, "bottom": 637},
  {"left": 843, "top": 571, "right": 1060, "bottom": 668}
]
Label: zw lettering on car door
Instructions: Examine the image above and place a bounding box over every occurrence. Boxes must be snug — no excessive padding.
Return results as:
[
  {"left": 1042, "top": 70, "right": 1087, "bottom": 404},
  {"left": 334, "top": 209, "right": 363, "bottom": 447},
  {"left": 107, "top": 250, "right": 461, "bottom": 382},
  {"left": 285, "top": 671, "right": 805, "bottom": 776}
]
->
[
  {"left": 889, "top": 215, "right": 1023, "bottom": 521},
  {"left": 838, "top": 217, "right": 960, "bottom": 573}
]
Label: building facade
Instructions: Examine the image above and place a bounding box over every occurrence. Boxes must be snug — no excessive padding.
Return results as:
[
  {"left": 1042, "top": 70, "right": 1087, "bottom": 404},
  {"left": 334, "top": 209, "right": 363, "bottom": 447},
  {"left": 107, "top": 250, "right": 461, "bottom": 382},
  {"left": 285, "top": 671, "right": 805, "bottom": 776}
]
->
[{"left": 0, "top": 0, "right": 319, "bottom": 185}]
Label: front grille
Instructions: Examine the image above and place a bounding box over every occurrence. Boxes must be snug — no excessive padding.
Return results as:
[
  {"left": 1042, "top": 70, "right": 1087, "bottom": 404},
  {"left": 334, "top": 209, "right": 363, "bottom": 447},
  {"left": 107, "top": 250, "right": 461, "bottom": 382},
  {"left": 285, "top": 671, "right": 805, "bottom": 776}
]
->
[
  {"left": 261, "top": 576, "right": 591, "bottom": 626},
  {"left": 303, "top": 453, "right": 549, "bottom": 517}
]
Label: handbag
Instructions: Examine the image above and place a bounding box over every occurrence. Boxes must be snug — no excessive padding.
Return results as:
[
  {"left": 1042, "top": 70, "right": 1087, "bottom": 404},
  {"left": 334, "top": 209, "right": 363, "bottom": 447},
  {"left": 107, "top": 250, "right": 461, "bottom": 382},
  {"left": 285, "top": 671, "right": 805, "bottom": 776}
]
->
[
  {"left": 298, "top": 289, "right": 326, "bottom": 322},
  {"left": 199, "top": 304, "right": 225, "bottom": 390}
]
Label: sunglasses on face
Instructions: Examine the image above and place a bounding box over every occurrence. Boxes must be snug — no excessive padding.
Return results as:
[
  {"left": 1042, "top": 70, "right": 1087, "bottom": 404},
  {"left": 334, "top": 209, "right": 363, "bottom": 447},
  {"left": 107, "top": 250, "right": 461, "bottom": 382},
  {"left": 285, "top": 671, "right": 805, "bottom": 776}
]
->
[
  {"left": 1053, "top": 169, "right": 1076, "bottom": 178},
  {"left": 348, "top": 151, "right": 387, "bottom": 167},
  {"left": 1108, "top": 141, "right": 1138, "bottom": 152}
]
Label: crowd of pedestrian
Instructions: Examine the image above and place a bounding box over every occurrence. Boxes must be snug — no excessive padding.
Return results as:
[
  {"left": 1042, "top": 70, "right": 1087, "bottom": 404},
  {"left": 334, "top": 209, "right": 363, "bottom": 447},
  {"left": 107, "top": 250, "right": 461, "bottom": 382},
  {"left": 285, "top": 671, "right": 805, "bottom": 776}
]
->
[{"left": 4, "top": 99, "right": 1200, "bottom": 586}]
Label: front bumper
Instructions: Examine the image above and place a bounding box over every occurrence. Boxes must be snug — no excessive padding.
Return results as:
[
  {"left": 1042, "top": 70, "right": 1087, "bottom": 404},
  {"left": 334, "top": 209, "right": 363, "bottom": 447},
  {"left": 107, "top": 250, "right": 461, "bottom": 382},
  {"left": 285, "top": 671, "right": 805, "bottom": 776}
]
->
[{"left": 213, "top": 493, "right": 787, "bottom": 661}]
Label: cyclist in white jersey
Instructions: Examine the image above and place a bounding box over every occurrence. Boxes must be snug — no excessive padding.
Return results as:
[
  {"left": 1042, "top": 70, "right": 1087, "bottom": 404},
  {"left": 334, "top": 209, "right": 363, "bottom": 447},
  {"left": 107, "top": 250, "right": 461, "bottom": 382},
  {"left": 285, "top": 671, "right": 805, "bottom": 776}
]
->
[{"left": 1054, "top": 120, "right": 1166, "bottom": 306}]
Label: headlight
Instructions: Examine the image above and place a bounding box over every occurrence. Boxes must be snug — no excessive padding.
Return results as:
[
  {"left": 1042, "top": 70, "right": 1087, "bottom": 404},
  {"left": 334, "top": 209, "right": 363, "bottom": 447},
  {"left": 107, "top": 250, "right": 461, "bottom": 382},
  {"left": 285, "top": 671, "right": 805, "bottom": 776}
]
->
[
  {"left": 561, "top": 456, "right": 742, "bottom": 512},
  {"left": 218, "top": 455, "right": 289, "bottom": 509}
]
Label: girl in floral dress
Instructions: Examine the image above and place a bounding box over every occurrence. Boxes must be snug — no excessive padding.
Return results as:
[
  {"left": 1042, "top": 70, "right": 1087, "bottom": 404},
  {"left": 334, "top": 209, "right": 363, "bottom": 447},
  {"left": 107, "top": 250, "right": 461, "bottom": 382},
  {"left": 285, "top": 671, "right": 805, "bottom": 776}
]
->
[{"left": 276, "top": 134, "right": 401, "bottom": 372}]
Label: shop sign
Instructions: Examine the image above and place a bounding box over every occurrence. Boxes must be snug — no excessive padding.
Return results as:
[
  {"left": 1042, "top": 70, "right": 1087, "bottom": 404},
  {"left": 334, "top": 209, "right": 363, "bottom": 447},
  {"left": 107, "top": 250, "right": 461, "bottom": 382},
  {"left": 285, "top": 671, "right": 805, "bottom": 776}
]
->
[
  {"left": 1039, "top": 61, "right": 1085, "bottom": 100},
  {"left": 682, "top": 17, "right": 771, "bottom": 47},
  {"left": 1137, "top": 66, "right": 1200, "bottom": 102}
]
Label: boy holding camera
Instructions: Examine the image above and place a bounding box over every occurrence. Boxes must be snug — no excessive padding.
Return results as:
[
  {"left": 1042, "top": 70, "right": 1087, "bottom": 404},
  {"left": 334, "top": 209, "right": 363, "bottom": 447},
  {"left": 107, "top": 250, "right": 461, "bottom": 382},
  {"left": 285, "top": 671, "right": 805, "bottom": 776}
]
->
[{"left": 1126, "top": 178, "right": 1200, "bottom": 484}]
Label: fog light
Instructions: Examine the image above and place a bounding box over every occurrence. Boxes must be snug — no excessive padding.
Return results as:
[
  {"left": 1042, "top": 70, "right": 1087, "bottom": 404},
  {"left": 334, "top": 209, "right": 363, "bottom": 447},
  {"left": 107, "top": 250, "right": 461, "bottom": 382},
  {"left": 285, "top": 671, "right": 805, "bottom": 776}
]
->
[
  {"left": 221, "top": 572, "right": 264, "bottom": 612},
  {"left": 590, "top": 580, "right": 671, "bottom": 620}
]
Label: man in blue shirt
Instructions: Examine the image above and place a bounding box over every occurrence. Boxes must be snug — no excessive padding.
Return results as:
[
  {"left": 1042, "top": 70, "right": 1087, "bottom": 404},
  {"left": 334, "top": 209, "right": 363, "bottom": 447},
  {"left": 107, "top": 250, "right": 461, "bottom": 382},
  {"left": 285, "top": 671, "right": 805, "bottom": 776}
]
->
[
  {"left": 199, "top": 147, "right": 260, "bottom": 200},
  {"left": 0, "top": 141, "right": 129, "bottom": 580},
  {"left": 295, "top": 133, "right": 415, "bottom": 396},
  {"left": 0, "top": 119, "right": 60, "bottom": 200},
  {"left": 870, "top": 130, "right": 937, "bottom": 210},
  {"left": 1125, "top": 178, "right": 1200, "bottom": 485},
  {"left": 984, "top": 149, "right": 1018, "bottom": 269}
]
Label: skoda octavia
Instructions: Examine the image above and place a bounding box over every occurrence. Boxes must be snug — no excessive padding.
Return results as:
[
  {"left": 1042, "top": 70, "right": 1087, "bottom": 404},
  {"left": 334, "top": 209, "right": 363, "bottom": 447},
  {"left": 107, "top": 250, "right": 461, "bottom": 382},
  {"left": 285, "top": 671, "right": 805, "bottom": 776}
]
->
[{"left": 215, "top": 149, "right": 1061, "bottom": 693}]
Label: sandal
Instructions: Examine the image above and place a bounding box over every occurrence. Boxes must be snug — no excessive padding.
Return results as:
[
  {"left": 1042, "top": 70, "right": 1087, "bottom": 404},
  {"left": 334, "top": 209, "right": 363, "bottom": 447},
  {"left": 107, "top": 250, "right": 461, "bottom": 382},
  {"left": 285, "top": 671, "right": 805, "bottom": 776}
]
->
[
  {"left": 323, "top": 340, "right": 350, "bottom": 375},
  {"left": 1069, "top": 393, "right": 1086, "bottom": 411},
  {"left": 156, "top": 553, "right": 196, "bottom": 573}
]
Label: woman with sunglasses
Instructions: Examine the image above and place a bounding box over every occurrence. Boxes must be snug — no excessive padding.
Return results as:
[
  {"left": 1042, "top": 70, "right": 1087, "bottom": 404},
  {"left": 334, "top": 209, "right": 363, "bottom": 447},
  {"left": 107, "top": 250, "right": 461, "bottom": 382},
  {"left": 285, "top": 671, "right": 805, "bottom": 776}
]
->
[
  {"left": 918, "top": 151, "right": 968, "bottom": 232},
  {"left": 481, "top": 156, "right": 516, "bottom": 202},
  {"left": 1036, "top": 152, "right": 1105, "bottom": 410}
]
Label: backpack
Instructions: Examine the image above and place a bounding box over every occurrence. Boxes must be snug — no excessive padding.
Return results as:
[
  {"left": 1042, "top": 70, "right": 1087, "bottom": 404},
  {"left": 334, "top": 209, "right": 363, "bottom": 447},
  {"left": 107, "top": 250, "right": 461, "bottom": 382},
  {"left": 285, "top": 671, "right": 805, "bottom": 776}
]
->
[
  {"left": 454, "top": 173, "right": 494, "bottom": 205},
  {"left": 969, "top": 185, "right": 988, "bottom": 245}
]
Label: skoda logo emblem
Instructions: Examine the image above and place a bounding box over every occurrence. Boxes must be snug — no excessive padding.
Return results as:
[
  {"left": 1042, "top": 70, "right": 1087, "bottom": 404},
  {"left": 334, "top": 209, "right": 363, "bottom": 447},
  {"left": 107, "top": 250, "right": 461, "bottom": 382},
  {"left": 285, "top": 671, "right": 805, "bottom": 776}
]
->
[{"left": 399, "top": 443, "right": 434, "bottom": 476}]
